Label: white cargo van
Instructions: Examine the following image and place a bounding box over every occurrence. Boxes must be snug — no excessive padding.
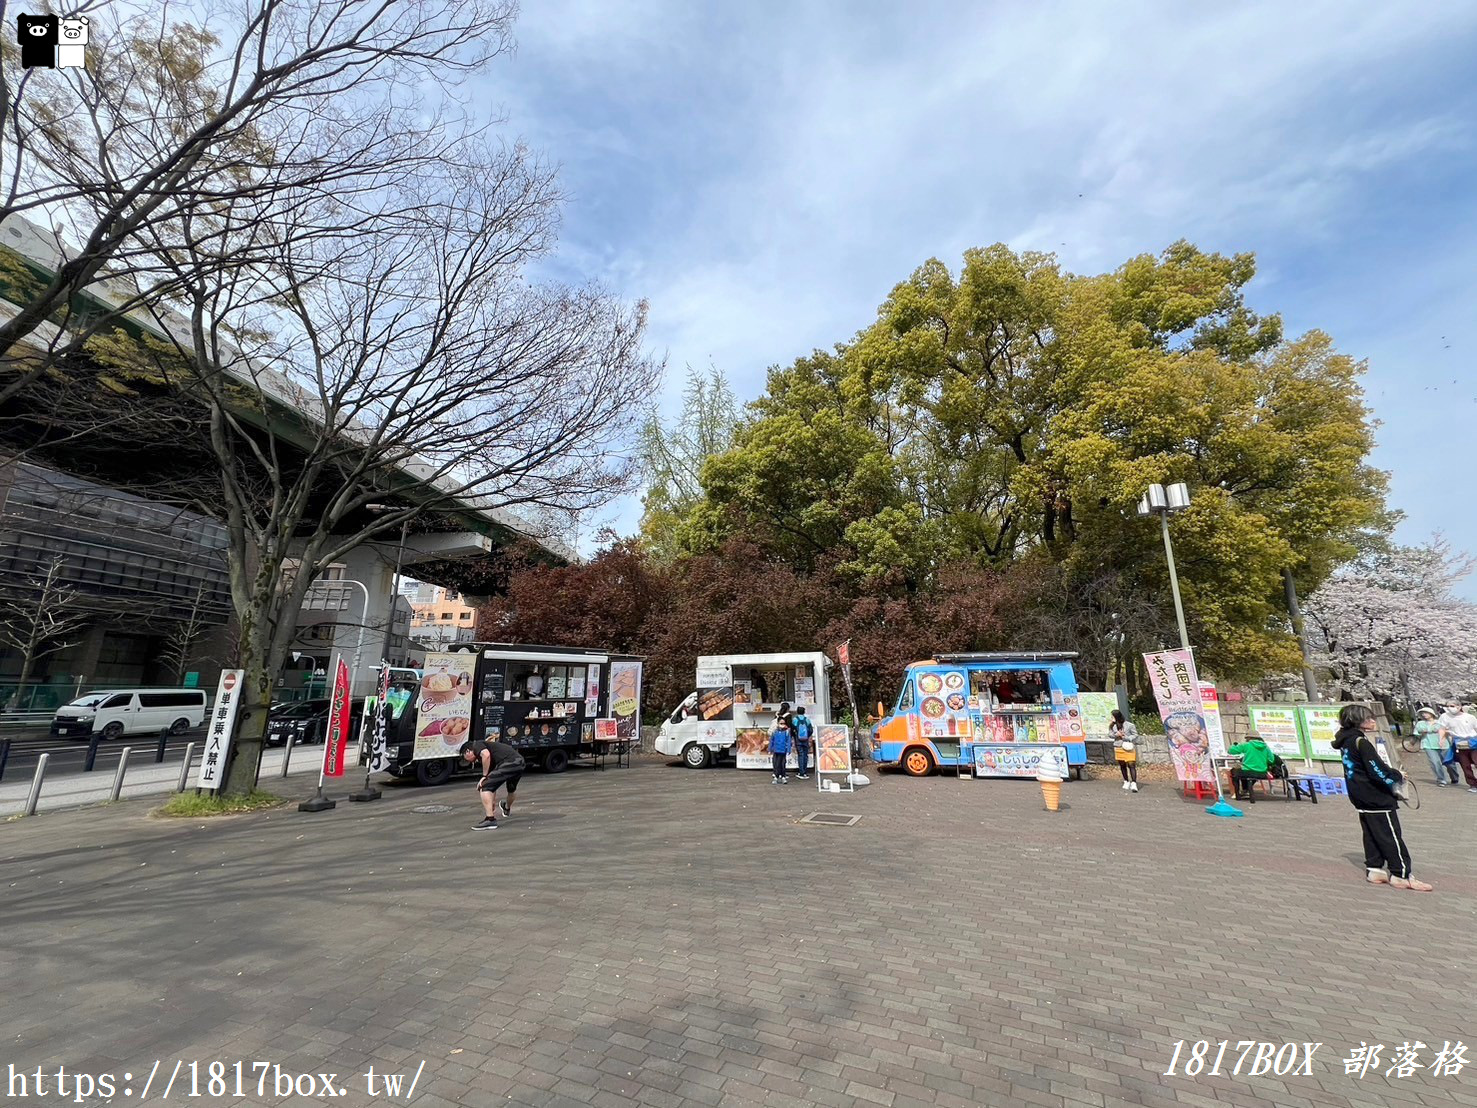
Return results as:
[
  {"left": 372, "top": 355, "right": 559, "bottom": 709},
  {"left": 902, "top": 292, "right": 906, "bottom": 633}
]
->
[
  {"left": 655, "top": 652, "right": 832, "bottom": 768},
  {"left": 51, "top": 688, "right": 209, "bottom": 739}
]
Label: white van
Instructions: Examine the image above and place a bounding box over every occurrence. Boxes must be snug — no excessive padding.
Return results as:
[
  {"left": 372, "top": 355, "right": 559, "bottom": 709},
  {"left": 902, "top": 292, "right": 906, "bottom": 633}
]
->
[
  {"left": 51, "top": 688, "right": 209, "bottom": 739},
  {"left": 655, "top": 652, "right": 832, "bottom": 768}
]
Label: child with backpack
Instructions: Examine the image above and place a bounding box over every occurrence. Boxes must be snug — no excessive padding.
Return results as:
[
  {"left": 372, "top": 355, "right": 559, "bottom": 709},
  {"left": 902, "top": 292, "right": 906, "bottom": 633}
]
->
[
  {"left": 769, "top": 715, "right": 793, "bottom": 784},
  {"left": 791, "top": 707, "right": 814, "bottom": 780}
]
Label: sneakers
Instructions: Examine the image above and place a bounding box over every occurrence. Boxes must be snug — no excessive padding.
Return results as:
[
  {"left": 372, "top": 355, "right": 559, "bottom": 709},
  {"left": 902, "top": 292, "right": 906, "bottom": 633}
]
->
[
  {"left": 1367, "top": 869, "right": 1390, "bottom": 885},
  {"left": 497, "top": 800, "right": 510, "bottom": 819},
  {"left": 1391, "top": 876, "right": 1434, "bottom": 892},
  {"left": 780, "top": 775, "right": 789, "bottom": 783},
  {"left": 797, "top": 774, "right": 810, "bottom": 780},
  {"left": 1122, "top": 781, "right": 1131, "bottom": 791},
  {"left": 473, "top": 817, "right": 499, "bottom": 831},
  {"left": 1469, "top": 787, "right": 1477, "bottom": 793},
  {"left": 1130, "top": 781, "right": 1139, "bottom": 792},
  {"left": 772, "top": 775, "right": 781, "bottom": 784},
  {"left": 1436, "top": 781, "right": 1448, "bottom": 787}
]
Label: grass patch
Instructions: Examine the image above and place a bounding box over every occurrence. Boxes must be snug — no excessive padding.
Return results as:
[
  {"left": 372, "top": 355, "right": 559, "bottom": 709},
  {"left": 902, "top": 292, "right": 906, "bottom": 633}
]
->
[{"left": 154, "top": 790, "right": 284, "bottom": 818}]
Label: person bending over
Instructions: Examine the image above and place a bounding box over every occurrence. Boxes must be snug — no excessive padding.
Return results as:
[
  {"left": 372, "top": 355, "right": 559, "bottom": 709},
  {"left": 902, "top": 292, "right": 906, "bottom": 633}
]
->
[{"left": 460, "top": 738, "right": 526, "bottom": 831}]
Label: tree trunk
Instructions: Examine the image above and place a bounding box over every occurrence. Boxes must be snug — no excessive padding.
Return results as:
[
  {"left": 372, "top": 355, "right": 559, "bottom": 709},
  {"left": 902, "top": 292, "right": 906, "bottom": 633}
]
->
[
  {"left": 222, "top": 657, "right": 274, "bottom": 797},
  {"left": 9, "top": 650, "right": 37, "bottom": 712}
]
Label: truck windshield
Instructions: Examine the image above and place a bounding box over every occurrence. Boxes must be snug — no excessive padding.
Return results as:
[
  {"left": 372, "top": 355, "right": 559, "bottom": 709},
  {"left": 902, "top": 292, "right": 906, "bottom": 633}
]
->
[{"left": 669, "top": 691, "right": 697, "bottom": 725}]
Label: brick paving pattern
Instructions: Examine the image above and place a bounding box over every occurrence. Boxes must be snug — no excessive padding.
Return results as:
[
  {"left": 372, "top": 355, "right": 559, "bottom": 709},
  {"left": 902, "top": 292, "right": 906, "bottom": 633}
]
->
[{"left": 2, "top": 758, "right": 1473, "bottom": 1107}]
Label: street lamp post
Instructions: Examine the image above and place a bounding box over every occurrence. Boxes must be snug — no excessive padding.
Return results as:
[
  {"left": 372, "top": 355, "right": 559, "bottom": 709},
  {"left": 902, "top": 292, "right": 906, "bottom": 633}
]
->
[
  {"left": 1137, "top": 482, "right": 1192, "bottom": 651},
  {"left": 1138, "top": 482, "right": 1242, "bottom": 819},
  {"left": 289, "top": 651, "right": 323, "bottom": 697}
]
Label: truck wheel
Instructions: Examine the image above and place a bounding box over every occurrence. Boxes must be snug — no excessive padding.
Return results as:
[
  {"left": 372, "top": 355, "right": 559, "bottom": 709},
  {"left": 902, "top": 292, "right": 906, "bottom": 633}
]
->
[
  {"left": 101, "top": 721, "right": 125, "bottom": 740},
  {"left": 683, "top": 743, "right": 711, "bottom": 769},
  {"left": 168, "top": 717, "right": 191, "bottom": 735},
  {"left": 543, "top": 748, "right": 570, "bottom": 774},
  {"left": 902, "top": 747, "right": 935, "bottom": 777},
  {"left": 415, "top": 758, "right": 455, "bottom": 787}
]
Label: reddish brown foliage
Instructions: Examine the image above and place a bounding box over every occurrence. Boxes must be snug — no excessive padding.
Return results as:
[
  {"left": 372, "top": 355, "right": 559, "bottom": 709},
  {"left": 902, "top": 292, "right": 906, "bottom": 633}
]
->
[{"left": 476, "top": 538, "right": 1047, "bottom": 721}]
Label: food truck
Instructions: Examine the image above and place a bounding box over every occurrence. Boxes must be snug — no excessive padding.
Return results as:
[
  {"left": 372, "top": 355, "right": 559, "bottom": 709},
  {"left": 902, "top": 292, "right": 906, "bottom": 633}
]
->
[
  {"left": 870, "top": 652, "right": 1086, "bottom": 779},
  {"left": 654, "top": 651, "right": 832, "bottom": 768},
  {"left": 386, "top": 643, "right": 643, "bottom": 786}
]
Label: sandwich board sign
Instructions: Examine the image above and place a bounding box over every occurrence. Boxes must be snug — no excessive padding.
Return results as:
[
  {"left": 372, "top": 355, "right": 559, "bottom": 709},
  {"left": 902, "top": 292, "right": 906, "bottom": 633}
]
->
[{"left": 815, "top": 724, "right": 853, "bottom": 793}]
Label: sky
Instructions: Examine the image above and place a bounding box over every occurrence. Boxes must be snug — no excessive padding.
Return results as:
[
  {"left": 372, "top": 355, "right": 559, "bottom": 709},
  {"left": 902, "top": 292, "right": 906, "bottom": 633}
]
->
[{"left": 477, "top": 0, "right": 1477, "bottom": 591}]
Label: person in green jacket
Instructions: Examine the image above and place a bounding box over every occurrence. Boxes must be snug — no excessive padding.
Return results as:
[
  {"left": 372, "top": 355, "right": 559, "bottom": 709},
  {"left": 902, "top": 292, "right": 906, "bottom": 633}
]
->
[{"left": 1228, "top": 734, "right": 1278, "bottom": 800}]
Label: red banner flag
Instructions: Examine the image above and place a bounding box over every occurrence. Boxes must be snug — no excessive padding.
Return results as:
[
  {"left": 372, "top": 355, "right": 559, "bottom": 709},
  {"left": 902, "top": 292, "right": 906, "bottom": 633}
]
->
[
  {"left": 838, "top": 641, "right": 850, "bottom": 666},
  {"left": 322, "top": 658, "right": 352, "bottom": 777}
]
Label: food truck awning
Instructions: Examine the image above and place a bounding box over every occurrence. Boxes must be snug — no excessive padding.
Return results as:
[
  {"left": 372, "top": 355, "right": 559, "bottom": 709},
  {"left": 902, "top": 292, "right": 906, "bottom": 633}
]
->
[
  {"left": 934, "top": 652, "right": 1080, "bottom": 663},
  {"left": 479, "top": 649, "right": 609, "bottom": 664}
]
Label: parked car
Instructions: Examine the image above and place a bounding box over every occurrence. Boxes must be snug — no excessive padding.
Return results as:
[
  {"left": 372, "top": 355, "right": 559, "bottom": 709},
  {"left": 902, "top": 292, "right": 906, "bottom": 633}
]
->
[
  {"left": 265, "top": 697, "right": 367, "bottom": 746},
  {"left": 51, "top": 688, "right": 209, "bottom": 739}
]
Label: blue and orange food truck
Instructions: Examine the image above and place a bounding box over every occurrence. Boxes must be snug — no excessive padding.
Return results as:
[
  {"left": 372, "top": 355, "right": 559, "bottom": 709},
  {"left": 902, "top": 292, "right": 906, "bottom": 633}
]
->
[{"left": 870, "top": 651, "right": 1086, "bottom": 778}]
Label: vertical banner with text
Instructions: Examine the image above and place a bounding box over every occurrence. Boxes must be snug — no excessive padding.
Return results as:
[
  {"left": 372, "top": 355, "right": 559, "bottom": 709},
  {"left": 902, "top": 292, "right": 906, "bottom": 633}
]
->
[
  {"left": 367, "top": 663, "right": 393, "bottom": 772},
  {"left": 321, "top": 658, "right": 352, "bottom": 777},
  {"left": 1143, "top": 649, "right": 1213, "bottom": 784}
]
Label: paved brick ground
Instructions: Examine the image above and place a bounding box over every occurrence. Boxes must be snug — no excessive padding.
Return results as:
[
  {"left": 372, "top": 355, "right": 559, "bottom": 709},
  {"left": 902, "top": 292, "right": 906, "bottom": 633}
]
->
[{"left": 2, "top": 760, "right": 1473, "bottom": 1108}]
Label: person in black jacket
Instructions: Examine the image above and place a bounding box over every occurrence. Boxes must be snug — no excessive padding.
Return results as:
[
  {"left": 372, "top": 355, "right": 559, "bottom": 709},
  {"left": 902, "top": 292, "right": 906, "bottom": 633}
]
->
[{"left": 1330, "top": 704, "right": 1432, "bottom": 892}]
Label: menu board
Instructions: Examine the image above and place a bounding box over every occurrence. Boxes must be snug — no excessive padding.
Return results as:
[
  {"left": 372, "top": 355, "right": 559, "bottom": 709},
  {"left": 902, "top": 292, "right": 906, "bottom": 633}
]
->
[
  {"left": 793, "top": 667, "right": 815, "bottom": 704},
  {"left": 594, "top": 718, "right": 618, "bottom": 742},
  {"left": 1078, "top": 692, "right": 1118, "bottom": 738},
  {"left": 548, "top": 671, "right": 568, "bottom": 699},
  {"left": 1300, "top": 705, "right": 1344, "bottom": 760},
  {"left": 816, "top": 724, "right": 851, "bottom": 775},
  {"left": 413, "top": 651, "right": 477, "bottom": 761},
  {"left": 916, "top": 669, "right": 970, "bottom": 738},
  {"left": 609, "top": 660, "right": 643, "bottom": 740},
  {"left": 1247, "top": 705, "right": 1303, "bottom": 758}
]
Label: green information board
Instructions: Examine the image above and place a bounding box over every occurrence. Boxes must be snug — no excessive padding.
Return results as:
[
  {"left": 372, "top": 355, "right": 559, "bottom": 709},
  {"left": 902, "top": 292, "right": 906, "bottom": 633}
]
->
[
  {"left": 1246, "top": 703, "right": 1355, "bottom": 761},
  {"left": 1247, "top": 705, "right": 1302, "bottom": 758}
]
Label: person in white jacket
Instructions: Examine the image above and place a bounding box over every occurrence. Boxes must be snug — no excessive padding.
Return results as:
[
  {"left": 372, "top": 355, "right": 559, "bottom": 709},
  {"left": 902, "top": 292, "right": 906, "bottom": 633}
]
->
[{"left": 1109, "top": 709, "right": 1139, "bottom": 792}]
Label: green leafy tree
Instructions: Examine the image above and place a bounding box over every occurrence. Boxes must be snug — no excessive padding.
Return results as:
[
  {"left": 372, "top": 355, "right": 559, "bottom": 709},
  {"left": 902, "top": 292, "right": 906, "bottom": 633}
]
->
[
  {"left": 637, "top": 365, "right": 739, "bottom": 559},
  {"left": 676, "top": 242, "right": 1388, "bottom": 681}
]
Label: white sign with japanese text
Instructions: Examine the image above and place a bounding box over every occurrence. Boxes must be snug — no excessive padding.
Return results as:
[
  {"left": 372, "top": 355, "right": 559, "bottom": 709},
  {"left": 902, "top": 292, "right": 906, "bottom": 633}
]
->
[{"left": 197, "top": 669, "right": 244, "bottom": 790}]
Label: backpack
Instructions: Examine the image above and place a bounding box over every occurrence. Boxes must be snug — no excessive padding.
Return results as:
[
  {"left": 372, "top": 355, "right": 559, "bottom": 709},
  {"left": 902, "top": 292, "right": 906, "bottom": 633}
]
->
[{"left": 793, "top": 716, "right": 813, "bottom": 740}]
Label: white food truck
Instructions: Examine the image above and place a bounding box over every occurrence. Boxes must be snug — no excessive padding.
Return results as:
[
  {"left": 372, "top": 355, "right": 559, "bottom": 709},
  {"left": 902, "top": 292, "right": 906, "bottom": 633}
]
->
[{"left": 655, "top": 651, "right": 833, "bottom": 768}]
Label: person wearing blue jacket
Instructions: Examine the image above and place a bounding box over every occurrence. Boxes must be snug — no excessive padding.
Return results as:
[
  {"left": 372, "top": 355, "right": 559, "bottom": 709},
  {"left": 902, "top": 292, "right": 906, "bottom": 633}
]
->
[
  {"left": 791, "top": 707, "right": 814, "bottom": 780},
  {"left": 769, "top": 717, "right": 792, "bottom": 784},
  {"left": 1330, "top": 704, "right": 1431, "bottom": 892}
]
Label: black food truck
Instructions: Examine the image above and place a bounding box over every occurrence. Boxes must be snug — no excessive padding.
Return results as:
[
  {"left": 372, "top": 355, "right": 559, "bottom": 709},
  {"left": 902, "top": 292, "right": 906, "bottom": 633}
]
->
[{"left": 385, "top": 642, "right": 643, "bottom": 786}]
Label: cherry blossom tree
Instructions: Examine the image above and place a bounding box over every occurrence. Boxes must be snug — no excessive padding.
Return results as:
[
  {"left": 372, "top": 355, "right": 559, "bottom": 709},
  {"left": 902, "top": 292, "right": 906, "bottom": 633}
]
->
[{"left": 1303, "top": 540, "right": 1477, "bottom": 704}]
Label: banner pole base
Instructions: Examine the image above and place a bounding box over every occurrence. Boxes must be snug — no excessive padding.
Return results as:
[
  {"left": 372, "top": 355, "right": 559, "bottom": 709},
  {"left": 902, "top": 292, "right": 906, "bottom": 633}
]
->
[
  {"left": 348, "top": 786, "right": 381, "bottom": 802},
  {"left": 298, "top": 784, "right": 336, "bottom": 812},
  {"left": 1205, "top": 798, "right": 1244, "bottom": 818}
]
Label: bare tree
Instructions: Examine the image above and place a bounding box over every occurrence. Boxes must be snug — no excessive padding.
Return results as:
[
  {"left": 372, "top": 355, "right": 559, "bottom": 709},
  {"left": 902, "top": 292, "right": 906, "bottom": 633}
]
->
[
  {"left": 83, "top": 116, "right": 653, "bottom": 794},
  {"left": 3, "top": 2, "right": 660, "bottom": 792},
  {"left": 157, "top": 578, "right": 217, "bottom": 684},
  {"left": 0, "top": 0, "right": 512, "bottom": 405},
  {"left": 0, "top": 555, "right": 89, "bottom": 710}
]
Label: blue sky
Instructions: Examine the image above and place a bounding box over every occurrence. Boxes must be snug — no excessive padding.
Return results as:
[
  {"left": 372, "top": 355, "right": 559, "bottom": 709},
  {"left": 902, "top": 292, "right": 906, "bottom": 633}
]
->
[{"left": 481, "top": 1, "right": 1477, "bottom": 591}]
